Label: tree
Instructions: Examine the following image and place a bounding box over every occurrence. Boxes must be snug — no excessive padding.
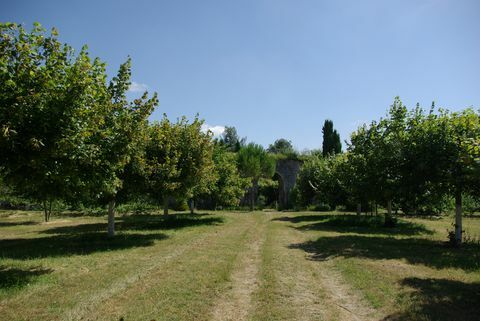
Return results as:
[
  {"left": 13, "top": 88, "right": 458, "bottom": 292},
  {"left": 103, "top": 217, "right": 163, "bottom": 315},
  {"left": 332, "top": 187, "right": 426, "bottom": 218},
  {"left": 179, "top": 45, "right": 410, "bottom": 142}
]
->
[
  {"left": 295, "top": 154, "right": 346, "bottom": 210},
  {"left": 347, "top": 97, "right": 408, "bottom": 222},
  {"left": 237, "top": 143, "right": 276, "bottom": 211},
  {"left": 218, "top": 126, "right": 246, "bottom": 152},
  {"left": 322, "top": 119, "right": 342, "bottom": 156},
  {"left": 439, "top": 109, "right": 480, "bottom": 245},
  {"left": 0, "top": 23, "right": 158, "bottom": 231},
  {"left": 206, "top": 145, "right": 249, "bottom": 209},
  {"left": 267, "top": 138, "right": 295, "bottom": 155},
  {"left": 145, "top": 116, "right": 215, "bottom": 215},
  {"left": 181, "top": 118, "right": 216, "bottom": 214},
  {"left": 0, "top": 23, "right": 106, "bottom": 221},
  {"left": 89, "top": 58, "right": 157, "bottom": 236}
]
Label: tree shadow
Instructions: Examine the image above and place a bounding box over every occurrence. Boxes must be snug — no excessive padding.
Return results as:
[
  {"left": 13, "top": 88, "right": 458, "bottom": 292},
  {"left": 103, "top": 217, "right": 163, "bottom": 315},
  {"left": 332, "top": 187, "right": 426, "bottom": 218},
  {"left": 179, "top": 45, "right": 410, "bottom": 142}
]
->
[
  {"left": 0, "top": 232, "right": 168, "bottom": 259},
  {"left": 0, "top": 265, "right": 53, "bottom": 290},
  {"left": 273, "top": 214, "right": 333, "bottom": 223},
  {"left": 289, "top": 235, "right": 480, "bottom": 271},
  {"left": 40, "top": 213, "right": 224, "bottom": 235},
  {"left": 275, "top": 214, "right": 433, "bottom": 236},
  {"left": 383, "top": 278, "right": 480, "bottom": 321},
  {"left": 0, "top": 221, "right": 39, "bottom": 227}
]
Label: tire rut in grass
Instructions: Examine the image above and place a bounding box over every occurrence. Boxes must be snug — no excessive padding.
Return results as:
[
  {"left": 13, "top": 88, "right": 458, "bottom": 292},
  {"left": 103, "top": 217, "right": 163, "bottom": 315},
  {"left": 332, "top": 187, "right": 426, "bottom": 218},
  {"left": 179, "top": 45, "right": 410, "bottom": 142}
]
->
[
  {"left": 63, "top": 222, "right": 229, "bottom": 321},
  {"left": 287, "top": 227, "right": 377, "bottom": 321},
  {"left": 75, "top": 214, "right": 255, "bottom": 321},
  {"left": 210, "top": 214, "right": 266, "bottom": 321},
  {"left": 267, "top": 219, "right": 326, "bottom": 321}
]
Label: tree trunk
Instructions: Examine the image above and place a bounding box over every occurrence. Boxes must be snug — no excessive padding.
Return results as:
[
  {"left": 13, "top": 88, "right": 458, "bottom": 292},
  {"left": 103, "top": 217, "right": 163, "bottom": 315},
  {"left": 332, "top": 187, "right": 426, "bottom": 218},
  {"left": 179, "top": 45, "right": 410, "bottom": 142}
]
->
[
  {"left": 387, "top": 199, "right": 392, "bottom": 218},
  {"left": 455, "top": 190, "right": 462, "bottom": 246},
  {"left": 249, "top": 186, "right": 254, "bottom": 211},
  {"left": 375, "top": 203, "right": 378, "bottom": 216},
  {"left": 189, "top": 199, "right": 195, "bottom": 214},
  {"left": 163, "top": 195, "right": 169, "bottom": 215},
  {"left": 43, "top": 200, "right": 49, "bottom": 222},
  {"left": 356, "top": 203, "right": 361, "bottom": 216},
  {"left": 42, "top": 200, "right": 53, "bottom": 222},
  {"left": 107, "top": 199, "right": 115, "bottom": 237}
]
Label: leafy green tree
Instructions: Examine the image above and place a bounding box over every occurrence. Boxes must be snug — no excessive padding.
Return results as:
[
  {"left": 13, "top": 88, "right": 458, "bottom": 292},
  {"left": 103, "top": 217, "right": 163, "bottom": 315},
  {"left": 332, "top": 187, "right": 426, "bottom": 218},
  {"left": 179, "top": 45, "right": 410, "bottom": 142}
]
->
[
  {"left": 295, "top": 154, "right": 346, "bottom": 210},
  {"left": 375, "top": 97, "right": 407, "bottom": 219},
  {"left": 267, "top": 138, "right": 294, "bottom": 155},
  {"left": 396, "top": 103, "right": 447, "bottom": 215},
  {"left": 218, "top": 126, "right": 246, "bottom": 152},
  {"left": 182, "top": 118, "right": 216, "bottom": 214},
  {"left": 322, "top": 119, "right": 342, "bottom": 156},
  {"left": 91, "top": 59, "right": 157, "bottom": 236},
  {"left": 439, "top": 109, "right": 480, "bottom": 245},
  {"left": 206, "top": 145, "right": 249, "bottom": 209},
  {"left": 0, "top": 23, "right": 158, "bottom": 231},
  {"left": 0, "top": 23, "right": 91, "bottom": 220},
  {"left": 145, "top": 116, "right": 215, "bottom": 215},
  {"left": 295, "top": 155, "right": 323, "bottom": 207},
  {"left": 0, "top": 23, "right": 100, "bottom": 221},
  {"left": 237, "top": 143, "right": 275, "bottom": 210},
  {"left": 347, "top": 97, "right": 407, "bottom": 222}
]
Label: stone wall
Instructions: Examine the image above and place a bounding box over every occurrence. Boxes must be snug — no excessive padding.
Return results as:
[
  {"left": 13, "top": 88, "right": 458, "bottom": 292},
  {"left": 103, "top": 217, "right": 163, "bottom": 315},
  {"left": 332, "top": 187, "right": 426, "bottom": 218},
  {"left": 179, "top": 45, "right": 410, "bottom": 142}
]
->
[{"left": 275, "top": 158, "right": 302, "bottom": 209}]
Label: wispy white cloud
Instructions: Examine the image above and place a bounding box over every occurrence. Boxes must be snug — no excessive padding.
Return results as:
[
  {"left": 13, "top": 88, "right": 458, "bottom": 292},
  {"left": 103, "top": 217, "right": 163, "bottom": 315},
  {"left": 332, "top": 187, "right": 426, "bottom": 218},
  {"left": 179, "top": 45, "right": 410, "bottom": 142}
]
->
[
  {"left": 201, "top": 124, "right": 225, "bottom": 137},
  {"left": 128, "top": 81, "right": 148, "bottom": 93}
]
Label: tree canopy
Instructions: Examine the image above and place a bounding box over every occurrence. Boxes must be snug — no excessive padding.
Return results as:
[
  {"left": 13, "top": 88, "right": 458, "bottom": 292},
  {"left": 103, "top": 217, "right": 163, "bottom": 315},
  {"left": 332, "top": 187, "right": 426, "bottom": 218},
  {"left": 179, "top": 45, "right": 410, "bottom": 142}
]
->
[
  {"left": 237, "top": 143, "right": 276, "bottom": 210},
  {"left": 267, "top": 138, "right": 295, "bottom": 155}
]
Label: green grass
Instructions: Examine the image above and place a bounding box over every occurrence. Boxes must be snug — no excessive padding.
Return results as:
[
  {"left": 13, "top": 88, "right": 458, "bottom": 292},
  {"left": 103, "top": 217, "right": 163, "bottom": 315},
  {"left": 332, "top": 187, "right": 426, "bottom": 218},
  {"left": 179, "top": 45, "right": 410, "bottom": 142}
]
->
[
  {"left": 284, "top": 212, "right": 480, "bottom": 321},
  {"left": 0, "top": 209, "right": 479, "bottom": 320}
]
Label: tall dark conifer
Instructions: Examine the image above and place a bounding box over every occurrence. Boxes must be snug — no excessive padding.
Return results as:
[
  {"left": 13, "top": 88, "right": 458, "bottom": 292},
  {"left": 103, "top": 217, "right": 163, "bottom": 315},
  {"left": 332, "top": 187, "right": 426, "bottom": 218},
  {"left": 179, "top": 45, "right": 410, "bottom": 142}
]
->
[{"left": 322, "top": 120, "right": 342, "bottom": 156}]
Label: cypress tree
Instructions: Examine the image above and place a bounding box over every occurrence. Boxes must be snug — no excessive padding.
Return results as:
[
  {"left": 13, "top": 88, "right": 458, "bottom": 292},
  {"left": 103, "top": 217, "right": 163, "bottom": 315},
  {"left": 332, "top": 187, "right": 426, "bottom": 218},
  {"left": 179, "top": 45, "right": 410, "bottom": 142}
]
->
[{"left": 322, "top": 119, "right": 342, "bottom": 156}]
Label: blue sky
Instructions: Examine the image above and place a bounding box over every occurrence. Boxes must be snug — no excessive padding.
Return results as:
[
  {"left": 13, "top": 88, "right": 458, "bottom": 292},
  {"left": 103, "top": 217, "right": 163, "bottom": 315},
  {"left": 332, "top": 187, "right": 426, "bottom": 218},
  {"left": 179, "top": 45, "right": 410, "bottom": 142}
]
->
[{"left": 2, "top": 0, "right": 479, "bottom": 150}]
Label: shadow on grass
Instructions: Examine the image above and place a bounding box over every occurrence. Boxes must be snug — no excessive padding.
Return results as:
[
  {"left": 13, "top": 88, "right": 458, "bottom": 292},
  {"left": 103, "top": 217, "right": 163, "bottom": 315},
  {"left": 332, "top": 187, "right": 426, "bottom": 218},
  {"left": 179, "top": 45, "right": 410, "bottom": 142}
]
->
[
  {"left": 40, "top": 213, "right": 224, "bottom": 235},
  {"left": 0, "top": 221, "right": 39, "bottom": 227},
  {"left": 289, "top": 235, "right": 480, "bottom": 271},
  {"left": 0, "top": 265, "right": 53, "bottom": 290},
  {"left": 383, "top": 278, "right": 480, "bottom": 321},
  {"left": 0, "top": 232, "right": 168, "bottom": 259},
  {"left": 274, "top": 214, "right": 433, "bottom": 236},
  {"left": 0, "top": 214, "right": 223, "bottom": 259}
]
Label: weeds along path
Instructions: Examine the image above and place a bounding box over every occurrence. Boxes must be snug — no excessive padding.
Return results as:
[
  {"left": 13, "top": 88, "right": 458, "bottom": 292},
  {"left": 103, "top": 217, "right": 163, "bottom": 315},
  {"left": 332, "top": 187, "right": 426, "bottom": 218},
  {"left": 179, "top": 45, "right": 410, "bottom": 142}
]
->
[
  {"left": 252, "top": 213, "right": 377, "bottom": 321},
  {"left": 209, "top": 213, "right": 267, "bottom": 321}
]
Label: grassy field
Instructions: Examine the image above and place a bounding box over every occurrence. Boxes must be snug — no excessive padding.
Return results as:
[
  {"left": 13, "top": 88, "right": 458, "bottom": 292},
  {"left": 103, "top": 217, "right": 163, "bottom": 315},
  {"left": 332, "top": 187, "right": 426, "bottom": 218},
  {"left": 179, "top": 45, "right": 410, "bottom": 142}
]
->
[{"left": 0, "top": 210, "right": 479, "bottom": 321}]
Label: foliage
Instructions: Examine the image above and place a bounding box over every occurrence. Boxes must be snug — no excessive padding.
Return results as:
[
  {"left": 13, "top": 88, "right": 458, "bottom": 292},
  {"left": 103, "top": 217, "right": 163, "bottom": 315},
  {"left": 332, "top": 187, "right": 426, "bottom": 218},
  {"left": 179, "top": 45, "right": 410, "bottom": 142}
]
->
[
  {"left": 257, "top": 177, "right": 279, "bottom": 208},
  {"left": 237, "top": 143, "right": 276, "bottom": 210},
  {"left": 322, "top": 119, "right": 342, "bottom": 156},
  {"left": 0, "top": 22, "right": 102, "bottom": 218},
  {"left": 217, "top": 126, "right": 246, "bottom": 152},
  {"left": 144, "top": 115, "right": 215, "bottom": 214},
  {"left": 202, "top": 145, "right": 249, "bottom": 208},
  {"left": 0, "top": 23, "right": 157, "bottom": 224},
  {"left": 297, "top": 97, "right": 480, "bottom": 244},
  {"left": 295, "top": 154, "right": 346, "bottom": 209},
  {"left": 267, "top": 138, "right": 294, "bottom": 155}
]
